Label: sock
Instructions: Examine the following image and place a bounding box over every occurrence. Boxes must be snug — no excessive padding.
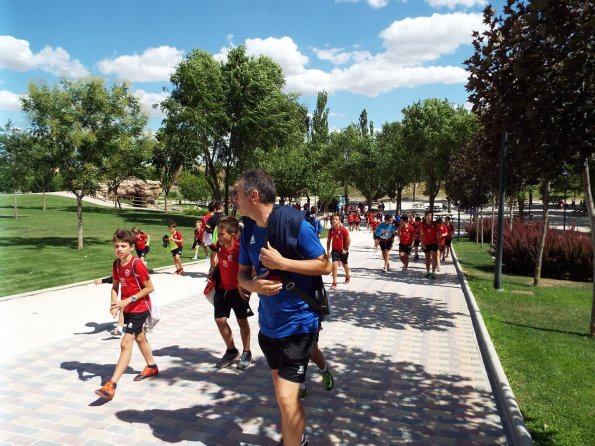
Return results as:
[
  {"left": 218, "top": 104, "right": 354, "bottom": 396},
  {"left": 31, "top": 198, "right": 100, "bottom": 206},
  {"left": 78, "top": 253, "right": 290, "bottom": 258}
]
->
[
  {"left": 148, "top": 364, "right": 157, "bottom": 369},
  {"left": 319, "top": 364, "right": 328, "bottom": 374}
]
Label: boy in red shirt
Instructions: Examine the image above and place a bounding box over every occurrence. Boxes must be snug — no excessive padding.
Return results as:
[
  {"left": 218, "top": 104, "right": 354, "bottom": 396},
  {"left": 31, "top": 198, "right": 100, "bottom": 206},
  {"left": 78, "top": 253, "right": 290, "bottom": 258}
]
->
[
  {"left": 326, "top": 214, "right": 351, "bottom": 289},
  {"left": 212, "top": 216, "right": 254, "bottom": 370},
  {"left": 167, "top": 220, "right": 184, "bottom": 275},
  {"left": 436, "top": 217, "right": 448, "bottom": 271},
  {"left": 398, "top": 215, "right": 413, "bottom": 273},
  {"left": 442, "top": 216, "right": 455, "bottom": 261},
  {"left": 421, "top": 212, "right": 441, "bottom": 279},
  {"left": 95, "top": 229, "right": 158, "bottom": 401},
  {"left": 131, "top": 226, "right": 150, "bottom": 266},
  {"left": 191, "top": 220, "right": 206, "bottom": 260}
]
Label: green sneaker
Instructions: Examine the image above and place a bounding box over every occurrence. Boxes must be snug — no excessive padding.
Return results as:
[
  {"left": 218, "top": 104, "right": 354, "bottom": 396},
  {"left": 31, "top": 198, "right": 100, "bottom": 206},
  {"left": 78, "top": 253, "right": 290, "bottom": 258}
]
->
[
  {"left": 424, "top": 272, "right": 431, "bottom": 278},
  {"left": 320, "top": 367, "right": 334, "bottom": 391},
  {"left": 430, "top": 272, "right": 436, "bottom": 279}
]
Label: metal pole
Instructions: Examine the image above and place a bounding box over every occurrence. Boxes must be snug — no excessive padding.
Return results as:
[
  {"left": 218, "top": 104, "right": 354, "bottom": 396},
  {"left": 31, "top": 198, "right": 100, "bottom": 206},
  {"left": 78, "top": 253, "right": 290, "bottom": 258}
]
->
[
  {"left": 457, "top": 203, "right": 461, "bottom": 241},
  {"left": 494, "top": 131, "right": 507, "bottom": 291},
  {"left": 563, "top": 175, "right": 567, "bottom": 231}
]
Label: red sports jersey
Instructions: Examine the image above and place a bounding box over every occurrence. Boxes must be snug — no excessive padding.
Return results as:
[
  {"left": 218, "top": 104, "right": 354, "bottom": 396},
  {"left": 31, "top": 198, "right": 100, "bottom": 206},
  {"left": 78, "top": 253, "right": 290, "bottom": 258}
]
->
[
  {"left": 194, "top": 227, "right": 204, "bottom": 241},
  {"left": 201, "top": 212, "right": 213, "bottom": 232},
  {"left": 367, "top": 214, "right": 375, "bottom": 223},
  {"left": 446, "top": 223, "right": 455, "bottom": 239},
  {"left": 370, "top": 221, "right": 379, "bottom": 231},
  {"left": 412, "top": 222, "right": 421, "bottom": 241},
  {"left": 134, "top": 232, "right": 149, "bottom": 250},
  {"left": 439, "top": 223, "right": 447, "bottom": 245},
  {"left": 399, "top": 224, "right": 413, "bottom": 245},
  {"left": 329, "top": 225, "right": 349, "bottom": 252},
  {"left": 347, "top": 213, "right": 355, "bottom": 223},
  {"left": 421, "top": 221, "right": 439, "bottom": 245},
  {"left": 171, "top": 230, "right": 183, "bottom": 247},
  {"left": 112, "top": 257, "right": 151, "bottom": 313},
  {"left": 217, "top": 240, "right": 240, "bottom": 290}
]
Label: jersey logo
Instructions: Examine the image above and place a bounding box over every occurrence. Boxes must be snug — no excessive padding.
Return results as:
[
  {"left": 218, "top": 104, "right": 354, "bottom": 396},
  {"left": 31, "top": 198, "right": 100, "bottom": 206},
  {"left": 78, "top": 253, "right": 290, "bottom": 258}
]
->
[
  {"left": 297, "top": 365, "right": 305, "bottom": 375},
  {"left": 250, "top": 235, "right": 256, "bottom": 245},
  {"left": 124, "top": 269, "right": 131, "bottom": 277}
]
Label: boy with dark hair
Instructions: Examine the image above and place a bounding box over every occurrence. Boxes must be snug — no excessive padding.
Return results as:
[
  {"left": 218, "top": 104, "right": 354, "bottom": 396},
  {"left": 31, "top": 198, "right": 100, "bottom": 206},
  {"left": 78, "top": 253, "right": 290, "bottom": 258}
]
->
[
  {"left": 167, "top": 221, "right": 184, "bottom": 275},
  {"left": 326, "top": 213, "right": 351, "bottom": 288},
  {"left": 207, "top": 200, "right": 225, "bottom": 269},
  {"left": 398, "top": 215, "right": 413, "bottom": 273},
  {"left": 375, "top": 214, "right": 397, "bottom": 272},
  {"left": 212, "top": 216, "right": 254, "bottom": 370},
  {"left": 95, "top": 229, "right": 158, "bottom": 400}
]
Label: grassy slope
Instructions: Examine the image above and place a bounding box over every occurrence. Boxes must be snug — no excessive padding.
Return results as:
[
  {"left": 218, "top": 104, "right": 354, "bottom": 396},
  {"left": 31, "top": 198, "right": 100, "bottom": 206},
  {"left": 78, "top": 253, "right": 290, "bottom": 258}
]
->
[{"left": 455, "top": 238, "right": 594, "bottom": 446}]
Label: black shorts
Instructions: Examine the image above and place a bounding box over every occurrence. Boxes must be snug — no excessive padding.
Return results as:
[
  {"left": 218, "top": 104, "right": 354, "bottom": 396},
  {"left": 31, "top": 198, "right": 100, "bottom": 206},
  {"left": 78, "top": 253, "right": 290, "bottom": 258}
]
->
[
  {"left": 135, "top": 246, "right": 150, "bottom": 258},
  {"left": 123, "top": 311, "right": 150, "bottom": 335},
  {"left": 171, "top": 247, "right": 183, "bottom": 257},
  {"left": 373, "top": 234, "right": 380, "bottom": 240},
  {"left": 331, "top": 250, "right": 349, "bottom": 264},
  {"left": 379, "top": 239, "right": 393, "bottom": 251},
  {"left": 191, "top": 239, "right": 202, "bottom": 249},
  {"left": 423, "top": 244, "right": 439, "bottom": 253},
  {"left": 413, "top": 240, "right": 421, "bottom": 247},
  {"left": 258, "top": 332, "right": 317, "bottom": 383},
  {"left": 445, "top": 238, "right": 452, "bottom": 247},
  {"left": 214, "top": 288, "right": 254, "bottom": 320},
  {"left": 398, "top": 243, "right": 412, "bottom": 254}
]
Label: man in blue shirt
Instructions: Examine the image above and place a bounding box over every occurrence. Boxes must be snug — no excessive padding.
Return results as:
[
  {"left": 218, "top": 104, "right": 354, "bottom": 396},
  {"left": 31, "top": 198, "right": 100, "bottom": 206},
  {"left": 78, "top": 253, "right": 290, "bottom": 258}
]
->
[{"left": 235, "top": 169, "right": 331, "bottom": 446}]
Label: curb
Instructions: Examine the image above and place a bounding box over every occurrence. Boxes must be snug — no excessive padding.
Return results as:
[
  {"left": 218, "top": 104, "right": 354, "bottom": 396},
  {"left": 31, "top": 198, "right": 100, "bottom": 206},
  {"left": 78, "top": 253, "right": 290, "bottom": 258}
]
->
[{"left": 451, "top": 247, "right": 533, "bottom": 446}]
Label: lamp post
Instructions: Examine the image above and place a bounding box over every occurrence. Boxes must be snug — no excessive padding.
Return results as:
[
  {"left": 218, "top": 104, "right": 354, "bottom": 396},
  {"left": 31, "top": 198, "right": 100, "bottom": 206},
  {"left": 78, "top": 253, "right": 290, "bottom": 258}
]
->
[
  {"left": 494, "top": 131, "right": 508, "bottom": 291},
  {"left": 563, "top": 165, "right": 568, "bottom": 231}
]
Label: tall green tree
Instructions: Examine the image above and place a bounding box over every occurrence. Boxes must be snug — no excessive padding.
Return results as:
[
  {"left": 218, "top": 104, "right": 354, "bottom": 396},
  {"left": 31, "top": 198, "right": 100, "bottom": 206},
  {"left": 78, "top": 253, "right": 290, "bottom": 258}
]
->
[
  {"left": 21, "top": 78, "right": 149, "bottom": 249},
  {"left": 0, "top": 122, "right": 32, "bottom": 218},
  {"left": 177, "top": 169, "right": 212, "bottom": 204}
]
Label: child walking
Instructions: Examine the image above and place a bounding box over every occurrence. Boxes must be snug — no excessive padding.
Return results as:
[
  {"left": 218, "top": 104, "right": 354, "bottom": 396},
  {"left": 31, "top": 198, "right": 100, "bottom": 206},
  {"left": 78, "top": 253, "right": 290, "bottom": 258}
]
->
[
  {"left": 326, "top": 214, "right": 351, "bottom": 289},
  {"left": 212, "top": 216, "right": 254, "bottom": 370},
  {"left": 191, "top": 220, "right": 206, "bottom": 260},
  {"left": 131, "top": 226, "right": 151, "bottom": 266},
  {"left": 167, "top": 220, "right": 184, "bottom": 275},
  {"left": 95, "top": 229, "right": 158, "bottom": 401}
]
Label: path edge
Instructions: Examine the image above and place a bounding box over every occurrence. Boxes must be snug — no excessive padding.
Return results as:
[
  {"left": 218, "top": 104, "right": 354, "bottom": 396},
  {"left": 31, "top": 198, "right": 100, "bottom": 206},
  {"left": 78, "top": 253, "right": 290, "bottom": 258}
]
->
[{"left": 452, "top": 247, "right": 533, "bottom": 446}]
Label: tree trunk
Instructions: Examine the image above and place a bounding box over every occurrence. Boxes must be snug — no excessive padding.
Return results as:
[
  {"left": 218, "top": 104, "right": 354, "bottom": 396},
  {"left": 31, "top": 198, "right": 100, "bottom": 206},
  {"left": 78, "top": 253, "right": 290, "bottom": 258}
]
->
[
  {"left": 480, "top": 207, "right": 484, "bottom": 247},
  {"left": 581, "top": 158, "right": 595, "bottom": 336},
  {"left": 13, "top": 191, "right": 17, "bottom": 219},
  {"left": 509, "top": 196, "right": 514, "bottom": 231},
  {"left": 491, "top": 196, "right": 496, "bottom": 246},
  {"left": 76, "top": 193, "right": 84, "bottom": 250},
  {"left": 164, "top": 193, "right": 169, "bottom": 214},
  {"left": 396, "top": 187, "right": 403, "bottom": 212},
  {"left": 533, "top": 180, "right": 549, "bottom": 286},
  {"left": 42, "top": 189, "right": 47, "bottom": 211},
  {"left": 517, "top": 192, "right": 525, "bottom": 222},
  {"left": 475, "top": 209, "right": 479, "bottom": 244},
  {"left": 412, "top": 182, "right": 417, "bottom": 202},
  {"left": 344, "top": 184, "right": 349, "bottom": 210}
]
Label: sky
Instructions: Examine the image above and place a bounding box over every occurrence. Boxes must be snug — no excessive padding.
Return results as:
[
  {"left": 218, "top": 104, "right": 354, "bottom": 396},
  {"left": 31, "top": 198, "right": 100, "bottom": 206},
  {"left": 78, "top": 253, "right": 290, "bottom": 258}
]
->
[{"left": 0, "top": 0, "right": 505, "bottom": 132}]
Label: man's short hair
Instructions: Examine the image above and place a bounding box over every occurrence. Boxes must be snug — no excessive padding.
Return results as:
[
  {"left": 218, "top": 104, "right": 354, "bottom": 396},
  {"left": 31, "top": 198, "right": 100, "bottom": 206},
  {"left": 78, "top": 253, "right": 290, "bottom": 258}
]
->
[
  {"left": 238, "top": 169, "right": 276, "bottom": 204},
  {"left": 113, "top": 228, "right": 134, "bottom": 246},
  {"left": 218, "top": 216, "right": 239, "bottom": 235}
]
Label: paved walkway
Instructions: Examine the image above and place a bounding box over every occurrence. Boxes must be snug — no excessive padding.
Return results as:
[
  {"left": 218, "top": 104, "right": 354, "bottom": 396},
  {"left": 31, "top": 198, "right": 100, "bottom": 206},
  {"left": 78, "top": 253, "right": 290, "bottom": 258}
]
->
[{"left": 0, "top": 230, "right": 509, "bottom": 445}]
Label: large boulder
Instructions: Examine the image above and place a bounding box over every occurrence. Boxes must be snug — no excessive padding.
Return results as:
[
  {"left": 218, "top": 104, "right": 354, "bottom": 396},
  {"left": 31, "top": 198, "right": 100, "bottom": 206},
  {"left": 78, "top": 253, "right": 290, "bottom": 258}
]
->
[{"left": 98, "top": 179, "right": 162, "bottom": 207}]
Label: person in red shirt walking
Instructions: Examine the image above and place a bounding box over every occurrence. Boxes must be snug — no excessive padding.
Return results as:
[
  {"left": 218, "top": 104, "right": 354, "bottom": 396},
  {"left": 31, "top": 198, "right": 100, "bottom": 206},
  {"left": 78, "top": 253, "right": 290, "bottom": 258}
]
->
[
  {"left": 212, "top": 216, "right": 254, "bottom": 370},
  {"left": 398, "top": 215, "right": 413, "bottom": 273},
  {"left": 191, "top": 220, "right": 206, "bottom": 260},
  {"left": 167, "top": 220, "right": 184, "bottom": 275},
  {"left": 131, "top": 226, "right": 150, "bottom": 267},
  {"left": 442, "top": 216, "right": 455, "bottom": 261},
  {"left": 421, "top": 211, "right": 441, "bottom": 279},
  {"left": 436, "top": 217, "right": 448, "bottom": 271},
  {"left": 95, "top": 229, "right": 158, "bottom": 401},
  {"left": 326, "top": 214, "right": 351, "bottom": 289}
]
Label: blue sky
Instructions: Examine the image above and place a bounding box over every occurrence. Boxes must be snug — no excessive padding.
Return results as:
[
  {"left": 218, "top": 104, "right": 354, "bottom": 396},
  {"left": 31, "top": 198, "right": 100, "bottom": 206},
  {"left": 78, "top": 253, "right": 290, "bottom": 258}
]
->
[{"left": 0, "top": 0, "right": 504, "bottom": 132}]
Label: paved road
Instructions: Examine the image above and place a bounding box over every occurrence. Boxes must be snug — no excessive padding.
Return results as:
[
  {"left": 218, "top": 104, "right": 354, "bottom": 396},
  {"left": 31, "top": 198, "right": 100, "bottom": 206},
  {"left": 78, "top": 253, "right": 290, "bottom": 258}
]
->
[{"left": 0, "top": 230, "right": 508, "bottom": 445}]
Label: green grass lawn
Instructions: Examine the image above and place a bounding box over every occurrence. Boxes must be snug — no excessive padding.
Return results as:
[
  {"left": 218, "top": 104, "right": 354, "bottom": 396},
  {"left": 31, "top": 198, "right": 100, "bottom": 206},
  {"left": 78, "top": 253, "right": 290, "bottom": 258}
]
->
[
  {"left": 0, "top": 194, "right": 211, "bottom": 297},
  {"left": 454, "top": 238, "right": 594, "bottom": 446}
]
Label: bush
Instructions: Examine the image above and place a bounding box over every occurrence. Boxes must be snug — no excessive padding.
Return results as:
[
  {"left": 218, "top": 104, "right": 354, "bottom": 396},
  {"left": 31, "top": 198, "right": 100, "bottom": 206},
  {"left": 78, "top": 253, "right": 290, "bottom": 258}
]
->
[
  {"left": 183, "top": 207, "right": 209, "bottom": 217},
  {"left": 464, "top": 217, "right": 496, "bottom": 242},
  {"left": 502, "top": 220, "right": 592, "bottom": 281}
]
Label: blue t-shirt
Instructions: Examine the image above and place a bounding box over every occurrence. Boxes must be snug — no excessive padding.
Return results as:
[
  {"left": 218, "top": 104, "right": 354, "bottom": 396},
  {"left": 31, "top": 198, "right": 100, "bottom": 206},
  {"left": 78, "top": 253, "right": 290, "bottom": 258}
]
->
[
  {"left": 239, "top": 220, "right": 324, "bottom": 338},
  {"left": 375, "top": 222, "right": 396, "bottom": 240}
]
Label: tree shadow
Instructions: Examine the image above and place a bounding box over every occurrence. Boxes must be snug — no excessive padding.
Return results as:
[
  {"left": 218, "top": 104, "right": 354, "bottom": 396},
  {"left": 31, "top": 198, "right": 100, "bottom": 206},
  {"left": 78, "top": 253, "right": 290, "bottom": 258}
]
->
[
  {"left": 117, "top": 344, "right": 507, "bottom": 445},
  {"left": 0, "top": 236, "right": 106, "bottom": 249},
  {"left": 501, "top": 320, "right": 589, "bottom": 338}
]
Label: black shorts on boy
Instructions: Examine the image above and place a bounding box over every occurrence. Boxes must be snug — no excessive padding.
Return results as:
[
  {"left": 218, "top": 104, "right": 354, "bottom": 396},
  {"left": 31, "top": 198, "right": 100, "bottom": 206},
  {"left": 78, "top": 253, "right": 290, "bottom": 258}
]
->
[
  {"left": 445, "top": 238, "right": 452, "bottom": 247},
  {"left": 258, "top": 332, "right": 317, "bottom": 383},
  {"left": 331, "top": 251, "right": 349, "bottom": 264},
  {"left": 413, "top": 240, "right": 421, "bottom": 247},
  {"left": 135, "top": 246, "right": 150, "bottom": 258},
  {"left": 171, "top": 247, "right": 183, "bottom": 257},
  {"left": 398, "top": 243, "right": 412, "bottom": 254},
  {"left": 379, "top": 239, "right": 393, "bottom": 251},
  {"left": 214, "top": 288, "right": 254, "bottom": 319},
  {"left": 123, "top": 311, "right": 150, "bottom": 335},
  {"left": 423, "top": 244, "right": 439, "bottom": 253}
]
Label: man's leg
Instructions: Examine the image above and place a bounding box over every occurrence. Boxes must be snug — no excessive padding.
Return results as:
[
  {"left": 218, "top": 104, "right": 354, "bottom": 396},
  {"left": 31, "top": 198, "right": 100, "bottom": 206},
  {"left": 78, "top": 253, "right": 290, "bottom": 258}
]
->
[
  {"left": 343, "top": 262, "right": 350, "bottom": 281},
  {"left": 237, "top": 318, "right": 251, "bottom": 353},
  {"left": 272, "top": 371, "right": 304, "bottom": 446},
  {"left": 431, "top": 251, "right": 438, "bottom": 273}
]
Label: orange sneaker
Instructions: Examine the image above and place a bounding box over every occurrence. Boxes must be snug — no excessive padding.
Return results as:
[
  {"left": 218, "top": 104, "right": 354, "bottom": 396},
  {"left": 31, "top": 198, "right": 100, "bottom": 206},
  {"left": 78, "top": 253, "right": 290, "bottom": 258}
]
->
[
  {"left": 95, "top": 380, "right": 116, "bottom": 400},
  {"left": 133, "top": 365, "right": 159, "bottom": 381}
]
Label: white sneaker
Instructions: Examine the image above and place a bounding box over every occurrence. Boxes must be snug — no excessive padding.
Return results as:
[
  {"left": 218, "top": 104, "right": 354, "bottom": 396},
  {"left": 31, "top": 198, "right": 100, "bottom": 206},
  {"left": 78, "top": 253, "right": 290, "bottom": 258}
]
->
[{"left": 191, "top": 257, "right": 198, "bottom": 260}]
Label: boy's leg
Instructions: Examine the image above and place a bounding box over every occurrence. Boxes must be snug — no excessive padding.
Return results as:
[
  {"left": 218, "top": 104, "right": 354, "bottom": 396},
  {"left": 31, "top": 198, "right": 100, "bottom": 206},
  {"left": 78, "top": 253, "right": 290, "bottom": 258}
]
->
[
  {"left": 424, "top": 249, "right": 431, "bottom": 272},
  {"left": 343, "top": 262, "right": 350, "bottom": 282},
  {"left": 135, "top": 330, "right": 156, "bottom": 367},
  {"left": 273, "top": 371, "right": 304, "bottom": 446},
  {"left": 331, "top": 260, "right": 338, "bottom": 285},
  {"left": 215, "top": 317, "right": 236, "bottom": 350},
  {"left": 109, "top": 333, "right": 135, "bottom": 383},
  {"left": 432, "top": 251, "right": 438, "bottom": 273}
]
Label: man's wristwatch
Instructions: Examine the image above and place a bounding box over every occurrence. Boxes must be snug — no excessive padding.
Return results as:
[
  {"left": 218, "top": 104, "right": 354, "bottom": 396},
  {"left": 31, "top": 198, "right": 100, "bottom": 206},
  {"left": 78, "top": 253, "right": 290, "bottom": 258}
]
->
[{"left": 131, "top": 295, "right": 138, "bottom": 302}]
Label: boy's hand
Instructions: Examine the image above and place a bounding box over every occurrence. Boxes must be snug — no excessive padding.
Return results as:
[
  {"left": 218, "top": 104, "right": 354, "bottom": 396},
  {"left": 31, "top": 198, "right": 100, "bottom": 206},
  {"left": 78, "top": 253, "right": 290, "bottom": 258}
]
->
[{"left": 110, "top": 306, "right": 119, "bottom": 318}]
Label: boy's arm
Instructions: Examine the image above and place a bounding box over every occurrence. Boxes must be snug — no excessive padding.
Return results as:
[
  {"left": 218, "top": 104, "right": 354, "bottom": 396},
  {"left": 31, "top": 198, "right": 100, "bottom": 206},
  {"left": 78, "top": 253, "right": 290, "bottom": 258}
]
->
[
  {"left": 110, "top": 283, "right": 119, "bottom": 317},
  {"left": 145, "top": 234, "right": 150, "bottom": 245},
  {"left": 112, "top": 277, "right": 154, "bottom": 310},
  {"left": 344, "top": 231, "right": 351, "bottom": 251}
]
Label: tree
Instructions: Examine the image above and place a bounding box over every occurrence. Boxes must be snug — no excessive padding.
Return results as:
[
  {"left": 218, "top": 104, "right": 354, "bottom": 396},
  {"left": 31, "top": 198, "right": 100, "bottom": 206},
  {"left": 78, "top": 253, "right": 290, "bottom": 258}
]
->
[
  {"left": 21, "top": 78, "right": 149, "bottom": 249},
  {"left": 401, "top": 99, "right": 477, "bottom": 211},
  {"left": 0, "top": 122, "right": 32, "bottom": 218},
  {"left": 177, "top": 169, "right": 212, "bottom": 204}
]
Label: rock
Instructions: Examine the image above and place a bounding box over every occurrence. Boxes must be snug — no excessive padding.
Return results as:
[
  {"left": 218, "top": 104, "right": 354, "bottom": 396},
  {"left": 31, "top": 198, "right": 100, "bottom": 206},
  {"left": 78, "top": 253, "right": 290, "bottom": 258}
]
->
[{"left": 97, "top": 178, "right": 162, "bottom": 208}]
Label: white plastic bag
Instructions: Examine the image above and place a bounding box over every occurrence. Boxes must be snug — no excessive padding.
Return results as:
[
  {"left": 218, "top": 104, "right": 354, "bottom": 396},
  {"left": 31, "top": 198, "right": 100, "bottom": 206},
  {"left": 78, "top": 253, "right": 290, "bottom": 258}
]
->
[{"left": 144, "top": 295, "right": 161, "bottom": 332}]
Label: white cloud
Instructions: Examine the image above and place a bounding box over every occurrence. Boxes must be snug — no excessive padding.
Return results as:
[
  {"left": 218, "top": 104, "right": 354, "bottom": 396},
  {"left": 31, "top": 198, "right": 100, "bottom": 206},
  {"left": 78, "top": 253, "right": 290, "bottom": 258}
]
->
[
  {"left": 225, "top": 12, "right": 485, "bottom": 97},
  {"left": 0, "top": 90, "right": 23, "bottom": 111},
  {"left": 427, "top": 0, "right": 487, "bottom": 9},
  {"left": 336, "top": 0, "right": 391, "bottom": 9},
  {"left": 0, "top": 35, "right": 89, "bottom": 78},
  {"left": 97, "top": 46, "right": 184, "bottom": 82},
  {"left": 134, "top": 89, "right": 168, "bottom": 117}
]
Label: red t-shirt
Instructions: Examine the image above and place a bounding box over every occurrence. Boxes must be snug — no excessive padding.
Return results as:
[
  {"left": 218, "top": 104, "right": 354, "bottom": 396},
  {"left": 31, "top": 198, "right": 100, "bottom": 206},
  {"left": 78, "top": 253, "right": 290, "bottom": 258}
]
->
[
  {"left": 194, "top": 227, "right": 204, "bottom": 242},
  {"left": 134, "top": 232, "right": 149, "bottom": 250},
  {"left": 329, "top": 225, "right": 349, "bottom": 252},
  {"left": 347, "top": 213, "right": 355, "bottom": 223},
  {"left": 201, "top": 212, "right": 214, "bottom": 232},
  {"left": 412, "top": 222, "right": 421, "bottom": 241},
  {"left": 171, "top": 230, "right": 183, "bottom": 247},
  {"left": 367, "top": 214, "right": 375, "bottom": 223},
  {"left": 217, "top": 240, "right": 240, "bottom": 290},
  {"left": 112, "top": 257, "right": 151, "bottom": 313},
  {"left": 421, "top": 221, "right": 439, "bottom": 245},
  {"left": 446, "top": 223, "right": 455, "bottom": 239},
  {"left": 370, "top": 220, "right": 379, "bottom": 231},
  {"left": 399, "top": 224, "right": 413, "bottom": 245}
]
